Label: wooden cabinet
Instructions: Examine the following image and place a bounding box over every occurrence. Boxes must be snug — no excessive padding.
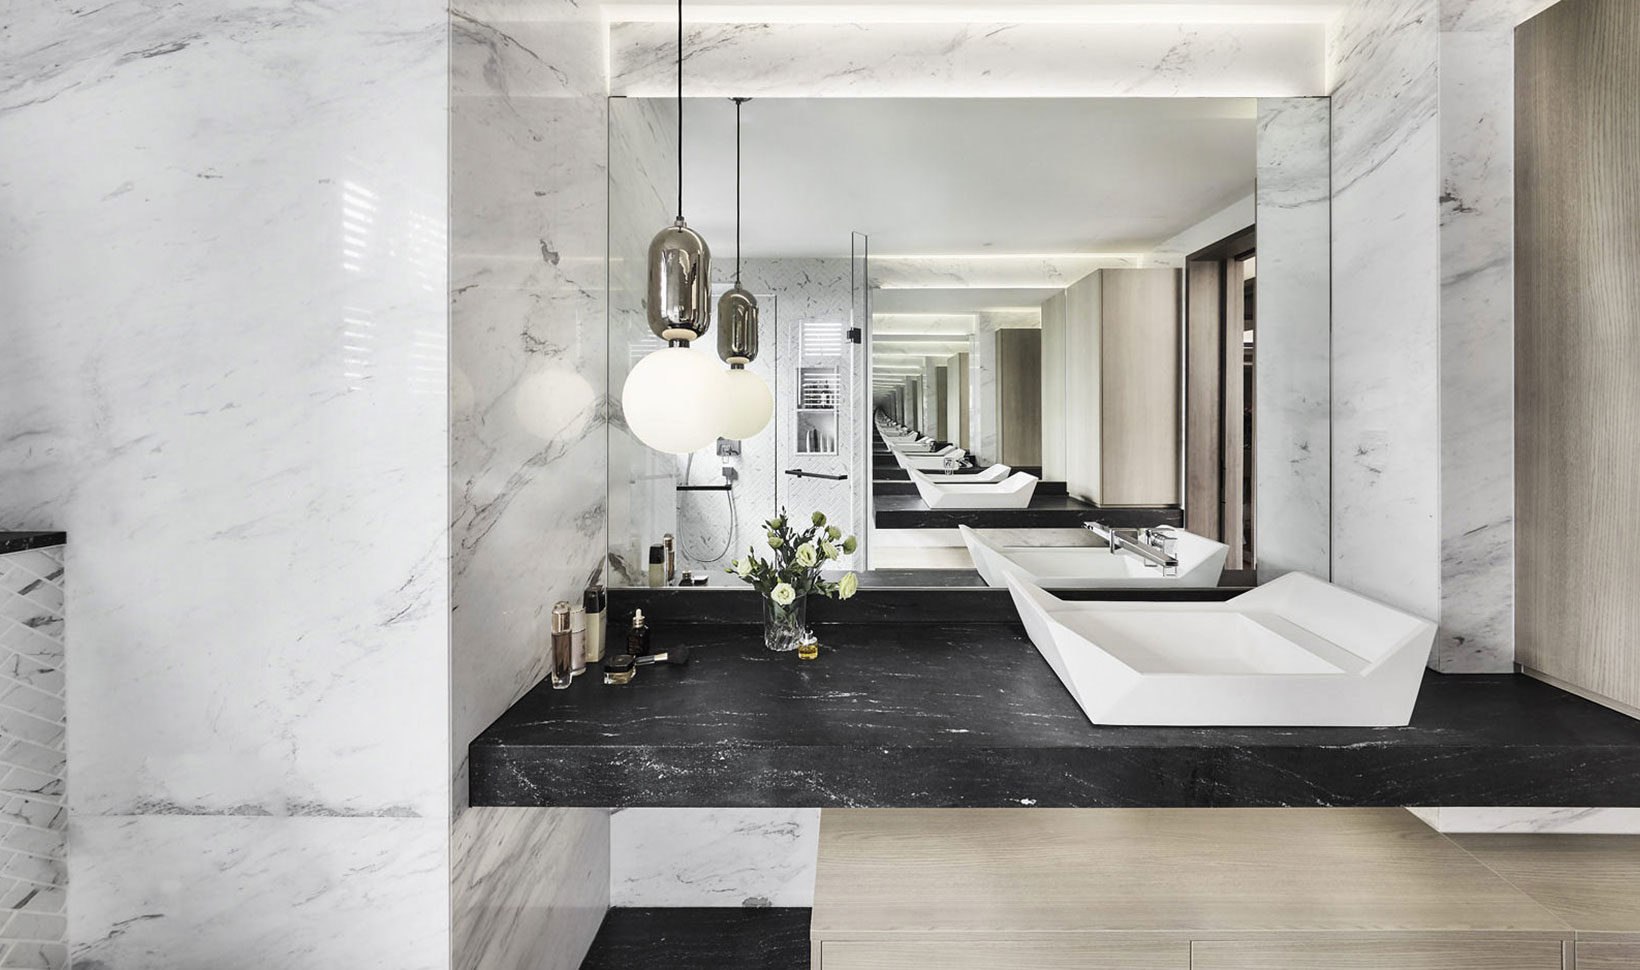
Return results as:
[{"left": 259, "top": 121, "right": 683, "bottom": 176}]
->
[
  {"left": 1575, "top": 942, "right": 1640, "bottom": 969},
  {"left": 994, "top": 329, "right": 1041, "bottom": 466},
  {"left": 820, "top": 940, "right": 1186, "bottom": 970},
  {"left": 1062, "top": 267, "right": 1180, "bottom": 506}
]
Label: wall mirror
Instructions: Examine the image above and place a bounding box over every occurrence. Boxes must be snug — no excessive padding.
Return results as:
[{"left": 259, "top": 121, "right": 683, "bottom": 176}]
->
[{"left": 608, "top": 96, "right": 1330, "bottom": 592}]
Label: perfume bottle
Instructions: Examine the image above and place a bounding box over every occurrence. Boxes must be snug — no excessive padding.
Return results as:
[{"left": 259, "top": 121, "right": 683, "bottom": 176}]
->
[
  {"left": 569, "top": 604, "right": 587, "bottom": 677},
  {"left": 583, "top": 585, "right": 606, "bottom": 664},
  {"left": 798, "top": 633, "right": 820, "bottom": 661},
  {"left": 628, "top": 609, "right": 652, "bottom": 658},
  {"left": 648, "top": 544, "right": 665, "bottom": 588},
  {"left": 549, "top": 601, "right": 574, "bottom": 689},
  {"left": 663, "top": 533, "right": 677, "bottom": 584}
]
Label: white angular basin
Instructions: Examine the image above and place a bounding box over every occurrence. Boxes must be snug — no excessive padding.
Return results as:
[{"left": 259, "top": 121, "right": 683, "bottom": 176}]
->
[
  {"left": 911, "top": 469, "right": 1038, "bottom": 509},
  {"left": 960, "top": 525, "right": 1227, "bottom": 588},
  {"left": 1003, "top": 572, "right": 1436, "bottom": 726},
  {"left": 919, "top": 464, "right": 1011, "bottom": 484}
]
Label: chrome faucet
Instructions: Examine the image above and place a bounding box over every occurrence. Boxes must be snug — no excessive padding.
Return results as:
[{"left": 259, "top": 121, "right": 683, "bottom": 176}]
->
[{"left": 1083, "top": 520, "right": 1179, "bottom": 577}]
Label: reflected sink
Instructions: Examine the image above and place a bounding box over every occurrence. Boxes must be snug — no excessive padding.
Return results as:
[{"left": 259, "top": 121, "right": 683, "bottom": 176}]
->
[
  {"left": 921, "top": 463, "right": 1011, "bottom": 484},
  {"left": 960, "top": 524, "right": 1227, "bottom": 588},
  {"left": 898, "top": 450, "right": 969, "bottom": 470},
  {"left": 911, "top": 470, "right": 1038, "bottom": 509},
  {"left": 1003, "top": 572, "right": 1436, "bottom": 726}
]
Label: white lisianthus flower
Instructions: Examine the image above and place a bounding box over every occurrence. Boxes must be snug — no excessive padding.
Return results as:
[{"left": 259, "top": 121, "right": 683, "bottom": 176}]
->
[
  {"left": 826, "top": 524, "right": 842, "bottom": 541},
  {"left": 811, "top": 511, "right": 827, "bottom": 527},
  {"left": 771, "top": 582, "right": 797, "bottom": 606},
  {"left": 838, "top": 572, "right": 859, "bottom": 599},
  {"left": 767, "top": 534, "right": 783, "bottom": 549},
  {"left": 820, "top": 540, "right": 839, "bottom": 560},
  {"left": 794, "top": 542, "right": 819, "bottom": 568},
  {"left": 735, "top": 558, "right": 754, "bottom": 578},
  {"left": 842, "top": 534, "right": 858, "bottom": 555}
]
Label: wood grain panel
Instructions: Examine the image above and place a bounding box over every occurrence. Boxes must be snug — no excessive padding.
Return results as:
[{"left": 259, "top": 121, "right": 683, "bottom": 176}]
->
[
  {"left": 1190, "top": 939, "right": 1565, "bottom": 970},
  {"left": 1577, "top": 942, "right": 1640, "bottom": 970},
  {"left": 1221, "top": 258, "right": 1246, "bottom": 563},
  {"left": 1451, "top": 834, "right": 1640, "bottom": 934},
  {"left": 811, "top": 809, "right": 1567, "bottom": 939},
  {"left": 933, "top": 365, "right": 948, "bottom": 441},
  {"left": 1040, "top": 290, "right": 1068, "bottom": 481},
  {"left": 1186, "top": 261, "right": 1223, "bottom": 538},
  {"left": 952, "top": 351, "right": 970, "bottom": 451},
  {"left": 1515, "top": 0, "right": 1640, "bottom": 713},
  {"left": 820, "top": 940, "right": 1186, "bottom": 970},
  {"left": 1064, "top": 272, "right": 1103, "bottom": 504},
  {"left": 1101, "top": 268, "right": 1181, "bottom": 506},
  {"left": 996, "top": 328, "right": 1042, "bottom": 466}
]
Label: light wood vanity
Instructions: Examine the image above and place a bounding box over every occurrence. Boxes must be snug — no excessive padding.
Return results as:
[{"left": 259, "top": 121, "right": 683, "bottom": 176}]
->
[{"left": 812, "top": 809, "right": 1640, "bottom": 970}]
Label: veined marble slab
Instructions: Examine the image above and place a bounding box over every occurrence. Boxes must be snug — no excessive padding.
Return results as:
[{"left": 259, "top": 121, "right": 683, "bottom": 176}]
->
[{"left": 612, "top": 808, "right": 820, "bottom": 907}]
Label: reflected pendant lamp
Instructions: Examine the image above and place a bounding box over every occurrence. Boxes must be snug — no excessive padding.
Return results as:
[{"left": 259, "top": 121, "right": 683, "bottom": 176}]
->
[
  {"left": 622, "top": 0, "right": 723, "bottom": 455},
  {"left": 717, "top": 96, "right": 773, "bottom": 441}
]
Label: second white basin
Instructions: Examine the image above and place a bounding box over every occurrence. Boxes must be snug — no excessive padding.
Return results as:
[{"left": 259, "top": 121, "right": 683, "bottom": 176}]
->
[
  {"left": 911, "top": 470, "right": 1039, "bottom": 509},
  {"left": 960, "top": 524, "right": 1227, "bottom": 588},
  {"left": 1003, "top": 572, "right": 1437, "bottom": 726}
]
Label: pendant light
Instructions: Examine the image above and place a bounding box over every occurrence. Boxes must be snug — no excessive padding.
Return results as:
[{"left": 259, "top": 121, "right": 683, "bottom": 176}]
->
[
  {"left": 622, "top": 0, "right": 724, "bottom": 455},
  {"left": 717, "top": 97, "right": 774, "bottom": 440}
]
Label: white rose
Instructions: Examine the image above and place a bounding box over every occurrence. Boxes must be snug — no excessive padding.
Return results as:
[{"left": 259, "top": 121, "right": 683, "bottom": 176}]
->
[
  {"left": 735, "top": 558, "right": 754, "bottom": 577},
  {"left": 794, "top": 543, "right": 819, "bottom": 568},
  {"left": 820, "top": 540, "right": 839, "bottom": 560},
  {"left": 838, "top": 572, "right": 859, "bottom": 600},
  {"left": 771, "top": 582, "right": 797, "bottom": 606}
]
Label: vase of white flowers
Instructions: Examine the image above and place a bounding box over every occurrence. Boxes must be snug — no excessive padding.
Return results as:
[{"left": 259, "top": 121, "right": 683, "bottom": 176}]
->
[{"left": 728, "top": 508, "right": 860, "bottom": 652}]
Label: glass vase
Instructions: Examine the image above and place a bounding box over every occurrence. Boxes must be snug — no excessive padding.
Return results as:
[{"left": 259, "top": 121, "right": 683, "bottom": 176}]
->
[{"left": 762, "top": 592, "right": 808, "bottom": 652}]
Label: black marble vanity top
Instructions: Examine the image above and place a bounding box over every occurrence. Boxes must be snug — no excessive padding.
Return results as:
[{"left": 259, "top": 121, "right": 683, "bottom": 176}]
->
[
  {"left": 469, "top": 621, "right": 1640, "bottom": 809},
  {"left": 872, "top": 494, "right": 1183, "bottom": 530},
  {"left": 0, "top": 532, "right": 66, "bottom": 554}
]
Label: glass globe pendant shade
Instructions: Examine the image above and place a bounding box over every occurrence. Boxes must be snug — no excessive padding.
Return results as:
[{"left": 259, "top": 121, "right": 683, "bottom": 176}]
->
[
  {"left": 719, "top": 366, "right": 773, "bottom": 440},
  {"left": 621, "top": 346, "right": 727, "bottom": 454}
]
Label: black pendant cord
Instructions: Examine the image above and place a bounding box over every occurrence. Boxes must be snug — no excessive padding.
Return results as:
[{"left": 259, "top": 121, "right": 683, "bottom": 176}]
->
[
  {"left": 734, "top": 97, "right": 743, "bottom": 285},
  {"left": 676, "top": 0, "right": 684, "bottom": 222}
]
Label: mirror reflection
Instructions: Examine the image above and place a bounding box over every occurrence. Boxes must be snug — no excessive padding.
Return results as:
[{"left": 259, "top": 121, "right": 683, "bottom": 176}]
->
[{"left": 609, "top": 97, "right": 1321, "bottom": 591}]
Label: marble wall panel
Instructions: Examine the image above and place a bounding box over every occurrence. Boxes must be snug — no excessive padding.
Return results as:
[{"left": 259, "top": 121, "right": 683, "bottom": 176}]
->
[
  {"left": 451, "top": 10, "right": 611, "bottom": 799},
  {"left": 452, "top": 807, "right": 610, "bottom": 970},
  {"left": 611, "top": 808, "right": 820, "bottom": 908},
  {"left": 1254, "top": 98, "right": 1333, "bottom": 582},
  {"left": 1327, "top": 0, "right": 1443, "bottom": 624},
  {"left": 610, "top": 21, "right": 1327, "bottom": 99},
  {"left": 0, "top": 546, "right": 66, "bottom": 969}
]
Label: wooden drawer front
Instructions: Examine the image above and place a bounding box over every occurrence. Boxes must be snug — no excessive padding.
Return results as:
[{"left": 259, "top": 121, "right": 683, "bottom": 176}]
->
[
  {"left": 1577, "top": 942, "right": 1640, "bottom": 970},
  {"left": 820, "top": 940, "right": 1188, "bottom": 970},
  {"left": 1190, "top": 939, "right": 1566, "bottom": 970}
]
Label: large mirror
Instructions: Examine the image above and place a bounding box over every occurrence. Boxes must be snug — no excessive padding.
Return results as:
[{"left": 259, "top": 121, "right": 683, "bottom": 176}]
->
[{"left": 608, "top": 96, "right": 1329, "bottom": 592}]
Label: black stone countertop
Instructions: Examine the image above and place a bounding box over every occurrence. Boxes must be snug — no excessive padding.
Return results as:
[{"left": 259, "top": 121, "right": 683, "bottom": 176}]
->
[
  {"left": 0, "top": 532, "right": 66, "bottom": 554},
  {"left": 581, "top": 909, "right": 809, "bottom": 970},
  {"left": 469, "top": 621, "right": 1640, "bottom": 809},
  {"left": 873, "top": 493, "right": 1183, "bottom": 530}
]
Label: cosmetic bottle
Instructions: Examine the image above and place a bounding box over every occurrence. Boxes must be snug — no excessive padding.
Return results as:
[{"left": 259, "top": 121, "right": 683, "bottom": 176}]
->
[
  {"left": 582, "top": 585, "right": 606, "bottom": 663},
  {"left": 798, "top": 633, "right": 820, "bottom": 661},
  {"left": 648, "top": 544, "right": 665, "bottom": 588},
  {"left": 603, "top": 653, "right": 636, "bottom": 685},
  {"left": 628, "top": 609, "right": 652, "bottom": 658},
  {"left": 549, "top": 601, "right": 573, "bottom": 690},
  {"left": 663, "top": 534, "right": 677, "bottom": 584},
  {"left": 569, "top": 604, "right": 587, "bottom": 677}
]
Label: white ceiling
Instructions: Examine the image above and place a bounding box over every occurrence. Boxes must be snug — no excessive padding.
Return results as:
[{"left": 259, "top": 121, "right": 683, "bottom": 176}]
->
[
  {"left": 607, "top": 2, "right": 1345, "bottom": 24},
  {"left": 675, "top": 97, "right": 1257, "bottom": 258}
]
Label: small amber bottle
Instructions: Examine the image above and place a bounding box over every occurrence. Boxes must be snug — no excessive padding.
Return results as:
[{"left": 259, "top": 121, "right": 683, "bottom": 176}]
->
[
  {"left": 628, "top": 609, "right": 652, "bottom": 658},
  {"left": 798, "top": 633, "right": 819, "bottom": 661}
]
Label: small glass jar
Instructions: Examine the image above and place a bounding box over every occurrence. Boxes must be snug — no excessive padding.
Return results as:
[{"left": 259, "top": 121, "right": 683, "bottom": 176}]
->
[{"left": 797, "top": 633, "right": 820, "bottom": 661}]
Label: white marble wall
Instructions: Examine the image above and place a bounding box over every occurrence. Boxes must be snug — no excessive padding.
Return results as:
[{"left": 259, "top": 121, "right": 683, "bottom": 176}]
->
[
  {"left": 609, "top": 21, "right": 1326, "bottom": 98},
  {"left": 1432, "top": 0, "right": 1550, "bottom": 671},
  {"left": 1327, "top": 0, "right": 1443, "bottom": 625},
  {"left": 1410, "top": 808, "right": 1640, "bottom": 834},
  {"left": 608, "top": 96, "right": 682, "bottom": 586},
  {"left": 0, "top": 0, "right": 453, "bottom": 964},
  {"left": 611, "top": 808, "right": 820, "bottom": 907},
  {"left": 1254, "top": 98, "right": 1333, "bottom": 582},
  {"left": 0, "top": 545, "right": 66, "bottom": 969},
  {"left": 449, "top": 7, "right": 612, "bottom": 969}
]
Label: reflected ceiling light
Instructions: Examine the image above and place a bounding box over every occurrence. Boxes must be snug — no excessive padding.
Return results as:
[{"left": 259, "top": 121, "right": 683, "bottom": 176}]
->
[
  {"left": 717, "top": 96, "right": 773, "bottom": 441},
  {"left": 622, "top": 0, "right": 722, "bottom": 455}
]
